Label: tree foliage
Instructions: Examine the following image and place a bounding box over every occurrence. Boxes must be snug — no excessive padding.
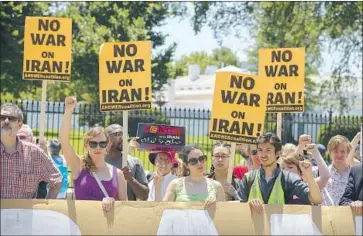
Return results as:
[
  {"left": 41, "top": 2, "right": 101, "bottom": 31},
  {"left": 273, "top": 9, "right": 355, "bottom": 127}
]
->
[
  {"left": 191, "top": 2, "right": 362, "bottom": 113},
  {"left": 1, "top": 2, "right": 187, "bottom": 103},
  {"left": 0, "top": 2, "right": 50, "bottom": 100},
  {"left": 170, "top": 46, "right": 241, "bottom": 78}
]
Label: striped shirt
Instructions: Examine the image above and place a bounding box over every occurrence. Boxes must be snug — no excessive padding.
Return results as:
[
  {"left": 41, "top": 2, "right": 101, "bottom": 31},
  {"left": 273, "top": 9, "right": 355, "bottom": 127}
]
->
[{"left": 1, "top": 138, "right": 62, "bottom": 199}]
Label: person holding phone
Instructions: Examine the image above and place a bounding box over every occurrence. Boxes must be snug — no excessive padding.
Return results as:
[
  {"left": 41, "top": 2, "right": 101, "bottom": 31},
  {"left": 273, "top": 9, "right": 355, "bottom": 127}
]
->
[{"left": 283, "top": 134, "right": 331, "bottom": 191}]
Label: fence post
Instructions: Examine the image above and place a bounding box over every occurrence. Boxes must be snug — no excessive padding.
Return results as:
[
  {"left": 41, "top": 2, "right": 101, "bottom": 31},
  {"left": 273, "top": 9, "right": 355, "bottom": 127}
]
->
[{"left": 328, "top": 107, "right": 333, "bottom": 138}]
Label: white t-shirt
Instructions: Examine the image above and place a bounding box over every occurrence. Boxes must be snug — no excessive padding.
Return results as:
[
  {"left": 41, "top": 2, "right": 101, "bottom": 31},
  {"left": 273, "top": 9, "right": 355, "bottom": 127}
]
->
[{"left": 147, "top": 172, "right": 176, "bottom": 201}]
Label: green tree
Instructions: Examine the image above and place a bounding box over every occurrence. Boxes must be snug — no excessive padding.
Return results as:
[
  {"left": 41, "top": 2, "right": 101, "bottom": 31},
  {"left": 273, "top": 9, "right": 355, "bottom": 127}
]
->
[
  {"left": 0, "top": 2, "right": 51, "bottom": 100},
  {"left": 1, "top": 2, "right": 187, "bottom": 103},
  {"left": 191, "top": 2, "right": 362, "bottom": 113},
  {"left": 170, "top": 46, "right": 241, "bottom": 78}
]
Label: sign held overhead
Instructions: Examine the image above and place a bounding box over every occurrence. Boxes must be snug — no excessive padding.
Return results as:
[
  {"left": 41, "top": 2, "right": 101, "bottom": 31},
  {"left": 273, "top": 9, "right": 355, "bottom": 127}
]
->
[
  {"left": 23, "top": 17, "right": 72, "bottom": 81},
  {"left": 259, "top": 48, "right": 305, "bottom": 113},
  {"left": 99, "top": 41, "right": 152, "bottom": 112}
]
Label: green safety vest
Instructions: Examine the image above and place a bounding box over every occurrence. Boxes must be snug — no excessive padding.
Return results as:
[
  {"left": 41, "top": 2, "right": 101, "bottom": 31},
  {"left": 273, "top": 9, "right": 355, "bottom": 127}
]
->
[
  {"left": 240, "top": 158, "right": 246, "bottom": 165},
  {"left": 245, "top": 170, "right": 285, "bottom": 204}
]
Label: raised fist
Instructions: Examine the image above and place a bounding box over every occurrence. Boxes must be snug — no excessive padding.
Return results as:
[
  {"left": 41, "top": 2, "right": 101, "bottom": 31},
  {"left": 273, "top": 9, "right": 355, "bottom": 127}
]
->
[
  {"left": 299, "top": 134, "right": 312, "bottom": 147},
  {"left": 64, "top": 96, "right": 77, "bottom": 113}
]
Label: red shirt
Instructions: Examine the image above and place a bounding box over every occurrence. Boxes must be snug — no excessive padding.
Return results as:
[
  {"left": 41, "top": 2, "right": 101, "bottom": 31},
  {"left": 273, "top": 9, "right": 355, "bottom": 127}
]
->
[
  {"left": 233, "top": 165, "right": 249, "bottom": 180},
  {"left": 1, "top": 139, "right": 62, "bottom": 199}
]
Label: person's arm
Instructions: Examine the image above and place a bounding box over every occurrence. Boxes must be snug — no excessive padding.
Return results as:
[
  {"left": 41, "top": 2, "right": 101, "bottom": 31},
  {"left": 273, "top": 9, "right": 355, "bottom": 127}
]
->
[
  {"left": 38, "top": 149, "right": 62, "bottom": 199},
  {"left": 347, "top": 132, "right": 360, "bottom": 167},
  {"left": 339, "top": 168, "right": 356, "bottom": 206},
  {"left": 162, "top": 178, "right": 178, "bottom": 201},
  {"left": 59, "top": 96, "right": 82, "bottom": 179},
  {"left": 122, "top": 159, "right": 149, "bottom": 200},
  {"left": 236, "top": 173, "right": 250, "bottom": 202},
  {"left": 214, "top": 181, "right": 226, "bottom": 202},
  {"left": 307, "top": 144, "right": 331, "bottom": 190},
  {"left": 117, "top": 169, "right": 127, "bottom": 201},
  {"left": 299, "top": 160, "right": 323, "bottom": 205}
]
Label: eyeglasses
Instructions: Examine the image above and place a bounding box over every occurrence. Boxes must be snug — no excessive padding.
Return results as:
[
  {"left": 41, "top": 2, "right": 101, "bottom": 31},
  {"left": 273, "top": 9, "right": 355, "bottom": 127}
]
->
[
  {"left": 88, "top": 141, "right": 108, "bottom": 148},
  {"left": 251, "top": 150, "right": 258, "bottom": 155},
  {"left": 188, "top": 155, "right": 207, "bottom": 165},
  {"left": 0, "top": 115, "right": 18, "bottom": 122},
  {"left": 110, "top": 132, "right": 123, "bottom": 137},
  {"left": 212, "top": 155, "right": 229, "bottom": 160},
  {"left": 17, "top": 135, "right": 28, "bottom": 140}
]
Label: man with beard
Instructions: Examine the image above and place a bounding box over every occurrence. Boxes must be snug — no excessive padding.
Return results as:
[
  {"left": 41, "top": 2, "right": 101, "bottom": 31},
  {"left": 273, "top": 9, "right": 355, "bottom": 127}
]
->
[
  {"left": 1, "top": 103, "right": 62, "bottom": 199},
  {"left": 236, "top": 133, "right": 322, "bottom": 213},
  {"left": 105, "top": 124, "right": 149, "bottom": 200}
]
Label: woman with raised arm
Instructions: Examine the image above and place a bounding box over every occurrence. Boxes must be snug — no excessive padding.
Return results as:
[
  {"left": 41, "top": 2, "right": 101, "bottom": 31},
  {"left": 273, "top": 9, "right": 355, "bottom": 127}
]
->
[
  {"left": 163, "top": 144, "right": 225, "bottom": 208},
  {"left": 59, "top": 96, "right": 127, "bottom": 211}
]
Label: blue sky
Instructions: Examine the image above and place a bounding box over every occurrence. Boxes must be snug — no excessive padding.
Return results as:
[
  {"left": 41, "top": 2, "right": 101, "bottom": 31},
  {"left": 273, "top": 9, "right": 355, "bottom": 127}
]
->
[{"left": 159, "top": 6, "right": 361, "bottom": 77}]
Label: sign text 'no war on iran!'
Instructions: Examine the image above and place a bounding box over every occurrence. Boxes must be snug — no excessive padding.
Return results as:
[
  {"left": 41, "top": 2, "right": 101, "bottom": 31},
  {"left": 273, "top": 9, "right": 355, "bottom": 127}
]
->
[
  {"left": 209, "top": 72, "right": 267, "bottom": 144},
  {"left": 259, "top": 48, "right": 305, "bottom": 113},
  {"left": 99, "top": 41, "right": 152, "bottom": 112},
  {"left": 23, "top": 17, "right": 72, "bottom": 82}
]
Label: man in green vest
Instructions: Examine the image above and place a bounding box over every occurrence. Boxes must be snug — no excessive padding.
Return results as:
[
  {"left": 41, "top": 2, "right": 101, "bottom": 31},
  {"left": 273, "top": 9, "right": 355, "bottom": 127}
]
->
[{"left": 236, "top": 133, "right": 322, "bottom": 213}]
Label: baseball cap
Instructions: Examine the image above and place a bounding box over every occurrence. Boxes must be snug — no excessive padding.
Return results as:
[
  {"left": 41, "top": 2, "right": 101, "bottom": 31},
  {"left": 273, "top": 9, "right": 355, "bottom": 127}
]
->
[
  {"left": 317, "top": 144, "right": 326, "bottom": 156},
  {"left": 105, "top": 124, "right": 123, "bottom": 136},
  {"left": 148, "top": 151, "right": 178, "bottom": 166},
  {"left": 49, "top": 139, "right": 61, "bottom": 151}
]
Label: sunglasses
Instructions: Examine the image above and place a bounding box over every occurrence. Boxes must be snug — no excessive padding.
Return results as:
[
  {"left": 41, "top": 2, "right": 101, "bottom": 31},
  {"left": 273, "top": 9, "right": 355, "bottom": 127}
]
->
[
  {"left": 0, "top": 115, "right": 18, "bottom": 122},
  {"left": 88, "top": 141, "right": 108, "bottom": 148},
  {"left": 17, "top": 135, "right": 28, "bottom": 140},
  {"left": 251, "top": 150, "right": 258, "bottom": 155},
  {"left": 188, "top": 155, "right": 207, "bottom": 165}
]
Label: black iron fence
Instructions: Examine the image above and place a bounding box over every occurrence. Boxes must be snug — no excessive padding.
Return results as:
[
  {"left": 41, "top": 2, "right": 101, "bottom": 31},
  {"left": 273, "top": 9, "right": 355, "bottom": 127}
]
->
[{"left": 2, "top": 100, "right": 362, "bottom": 172}]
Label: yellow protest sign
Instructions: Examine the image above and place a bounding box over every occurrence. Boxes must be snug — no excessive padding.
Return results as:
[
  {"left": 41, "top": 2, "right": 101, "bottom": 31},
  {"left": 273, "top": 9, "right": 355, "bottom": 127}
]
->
[
  {"left": 209, "top": 72, "right": 267, "bottom": 144},
  {"left": 259, "top": 48, "right": 305, "bottom": 113},
  {"left": 23, "top": 17, "right": 72, "bottom": 81},
  {"left": 99, "top": 41, "right": 152, "bottom": 112}
]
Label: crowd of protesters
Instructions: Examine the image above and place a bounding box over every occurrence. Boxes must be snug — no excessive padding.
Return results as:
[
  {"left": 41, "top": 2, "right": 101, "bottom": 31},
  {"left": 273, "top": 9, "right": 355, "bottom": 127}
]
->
[{"left": 1, "top": 97, "right": 362, "bottom": 215}]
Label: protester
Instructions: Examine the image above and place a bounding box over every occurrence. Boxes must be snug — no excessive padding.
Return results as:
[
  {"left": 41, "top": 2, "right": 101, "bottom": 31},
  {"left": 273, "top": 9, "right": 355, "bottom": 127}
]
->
[
  {"left": 207, "top": 142, "right": 238, "bottom": 201},
  {"left": 49, "top": 139, "right": 69, "bottom": 199},
  {"left": 60, "top": 97, "right": 127, "bottom": 211},
  {"left": 320, "top": 135, "right": 353, "bottom": 205},
  {"left": 16, "top": 124, "right": 50, "bottom": 198},
  {"left": 283, "top": 135, "right": 331, "bottom": 190},
  {"left": 282, "top": 146, "right": 331, "bottom": 190},
  {"left": 339, "top": 165, "right": 362, "bottom": 214},
  {"left": 239, "top": 145, "right": 261, "bottom": 170},
  {"left": 104, "top": 124, "right": 149, "bottom": 201},
  {"left": 1, "top": 103, "right": 62, "bottom": 199},
  {"left": 163, "top": 144, "right": 225, "bottom": 207},
  {"left": 347, "top": 132, "right": 361, "bottom": 167},
  {"left": 236, "top": 133, "right": 322, "bottom": 213},
  {"left": 147, "top": 151, "right": 177, "bottom": 201}
]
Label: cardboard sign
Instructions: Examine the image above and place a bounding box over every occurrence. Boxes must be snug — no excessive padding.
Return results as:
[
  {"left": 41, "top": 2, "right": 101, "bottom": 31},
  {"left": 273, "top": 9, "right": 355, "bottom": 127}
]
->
[
  {"left": 259, "top": 48, "right": 305, "bottom": 112},
  {"left": 136, "top": 123, "right": 186, "bottom": 151},
  {"left": 23, "top": 17, "right": 72, "bottom": 81},
  {"left": 209, "top": 72, "right": 267, "bottom": 144},
  {"left": 99, "top": 41, "right": 152, "bottom": 112},
  {"left": 1, "top": 200, "right": 360, "bottom": 235}
]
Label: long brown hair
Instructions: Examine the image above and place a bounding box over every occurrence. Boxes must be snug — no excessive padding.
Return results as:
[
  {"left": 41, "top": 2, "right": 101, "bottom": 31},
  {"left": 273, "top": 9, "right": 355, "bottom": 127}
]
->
[{"left": 82, "top": 126, "right": 108, "bottom": 172}]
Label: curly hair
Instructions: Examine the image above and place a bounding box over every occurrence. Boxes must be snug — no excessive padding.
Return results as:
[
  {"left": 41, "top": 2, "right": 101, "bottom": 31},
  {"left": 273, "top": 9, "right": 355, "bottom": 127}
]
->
[{"left": 82, "top": 126, "right": 108, "bottom": 172}]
